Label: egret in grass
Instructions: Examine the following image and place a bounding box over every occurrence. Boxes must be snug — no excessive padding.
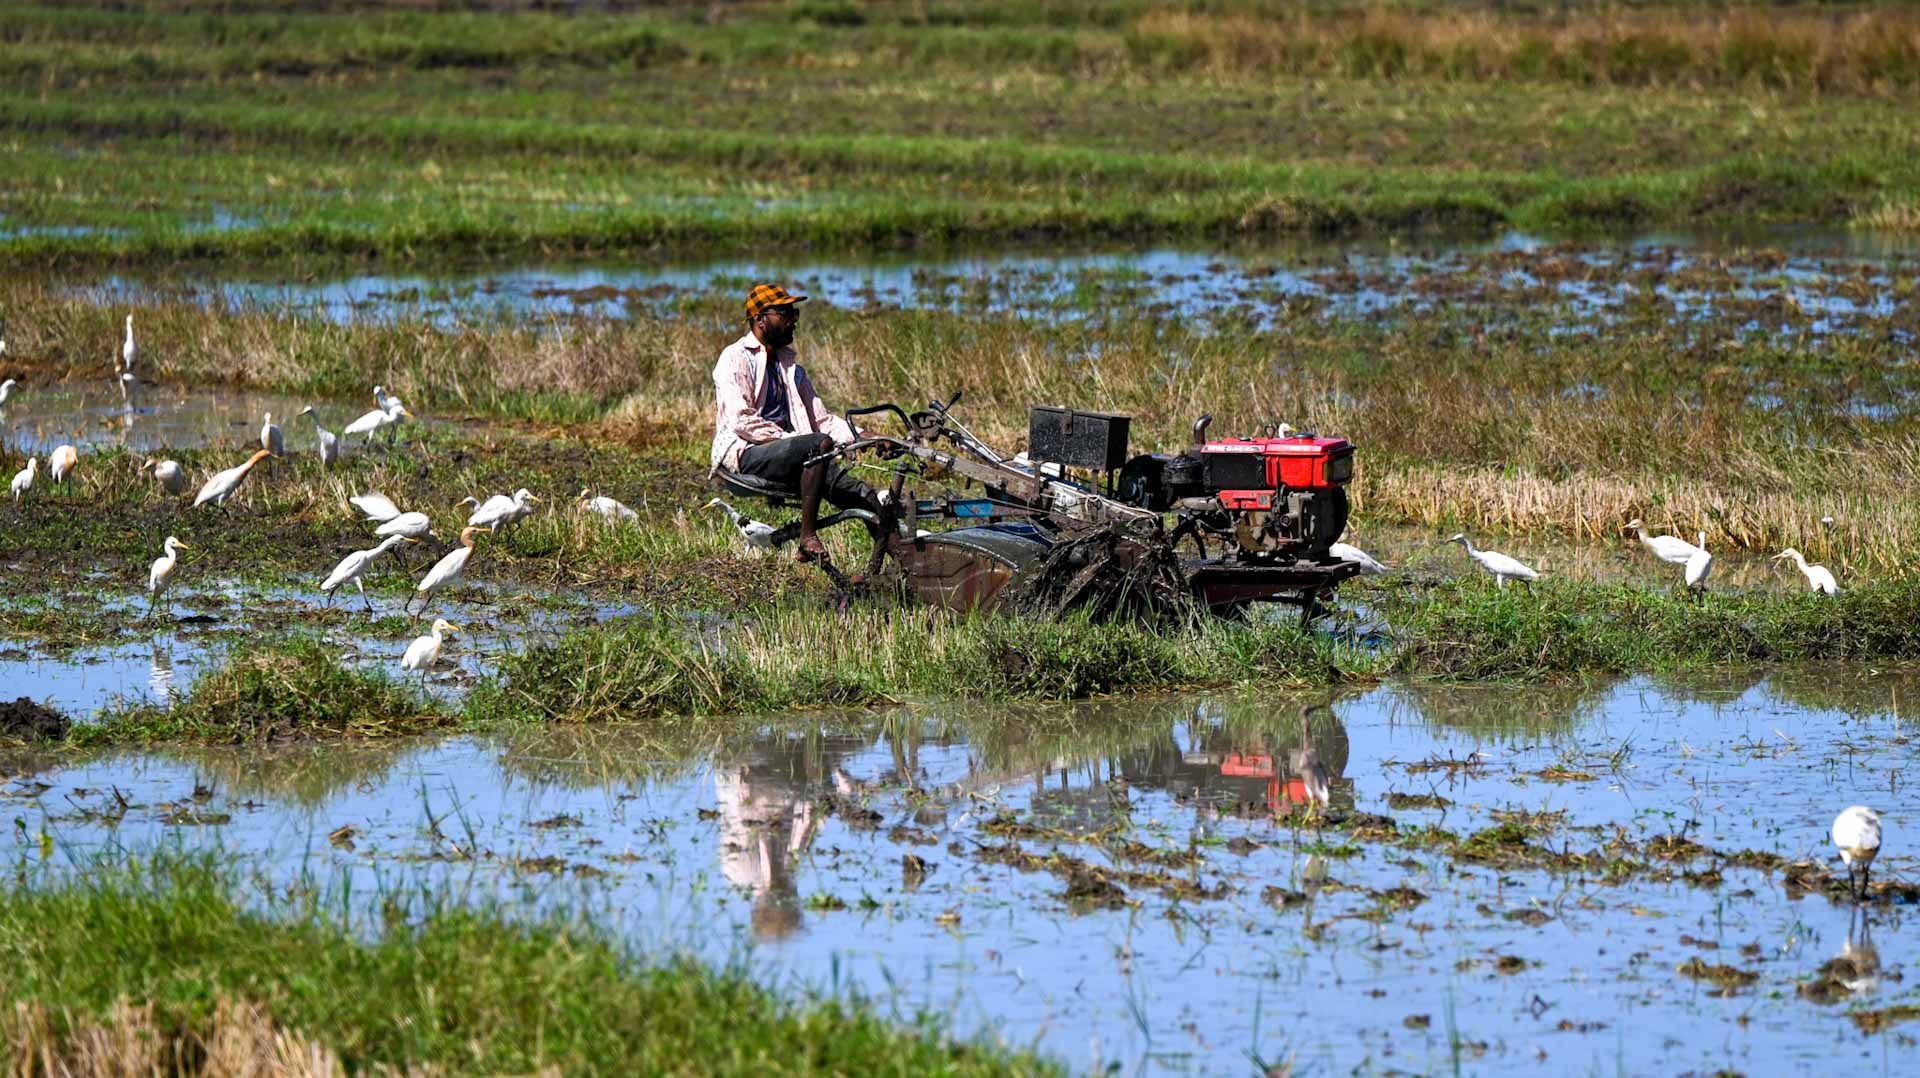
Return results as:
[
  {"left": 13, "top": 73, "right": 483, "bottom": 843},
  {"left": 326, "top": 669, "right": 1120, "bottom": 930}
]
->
[
  {"left": 141, "top": 457, "right": 186, "bottom": 495},
  {"left": 1684, "top": 531, "right": 1713, "bottom": 590},
  {"left": 349, "top": 491, "right": 403, "bottom": 524},
  {"left": 121, "top": 314, "right": 136, "bottom": 374},
  {"left": 344, "top": 400, "right": 408, "bottom": 445},
  {"left": 320, "top": 534, "right": 410, "bottom": 611},
  {"left": 47, "top": 444, "right": 77, "bottom": 490},
  {"left": 9, "top": 457, "right": 35, "bottom": 502},
  {"left": 146, "top": 536, "right": 187, "bottom": 620},
  {"left": 0, "top": 379, "right": 17, "bottom": 406},
  {"left": 704, "top": 497, "right": 778, "bottom": 552},
  {"left": 260, "top": 412, "right": 284, "bottom": 457},
  {"left": 376, "top": 511, "right": 434, "bottom": 542},
  {"left": 1833, "top": 805, "right": 1883, "bottom": 902},
  {"left": 1774, "top": 548, "right": 1840, "bottom": 595},
  {"left": 1328, "top": 541, "right": 1388, "bottom": 576},
  {"left": 192, "top": 448, "right": 273, "bottom": 508},
  {"left": 408, "top": 525, "right": 489, "bottom": 619},
  {"left": 466, "top": 488, "right": 537, "bottom": 533},
  {"left": 297, "top": 406, "right": 338, "bottom": 466},
  {"left": 401, "top": 618, "right": 458, "bottom": 677},
  {"left": 1622, "top": 519, "right": 1703, "bottom": 565},
  {"left": 374, "top": 384, "right": 407, "bottom": 417},
  {"left": 579, "top": 487, "right": 638, "bottom": 522},
  {"left": 1444, "top": 533, "right": 1539, "bottom": 589}
]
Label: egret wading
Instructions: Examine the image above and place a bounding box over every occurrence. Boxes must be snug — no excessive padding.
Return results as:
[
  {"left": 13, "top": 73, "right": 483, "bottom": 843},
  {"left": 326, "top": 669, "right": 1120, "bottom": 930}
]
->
[
  {"left": 1444, "top": 533, "right": 1540, "bottom": 589},
  {"left": 704, "top": 497, "right": 778, "bottom": 553},
  {"left": 409, "top": 525, "right": 490, "bottom": 620},
  {"left": 1774, "top": 548, "right": 1839, "bottom": 595},
  {"left": 1328, "top": 541, "right": 1388, "bottom": 576},
  {"left": 320, "top": 534, "right": 410, "bottom": 611},
  {"left": 1623, "top": 518, "right": 1703, "bottom": 565},
  {"left": 192, "top": 449, "right": 273, "bottom": 508},
  {"left": 1833, "top": 806, "right": 1883, "bottom": 902},
  {"left": 261, "top": 412, "right": 284, "bottom": 457},
  {"left": 9, "top": 457, "right": 36, "bottom": 502},
  {"left": 146, "top": 536, "right": 187, "bottom": 620},
  {"left": 401, "top": 618, "right": 458, "bottom": 677},
  {"left": 121, "top": 314, "right": 136, "bottom": 374},
  {"left": 1684, "top": 531, "right": 1712, "bottom": 590},
  {"left": 297, "top": 406, "right": 338, "bottom": 466},
  {"left": 141, "top": 457, "right": 187, "bottom": 496}
]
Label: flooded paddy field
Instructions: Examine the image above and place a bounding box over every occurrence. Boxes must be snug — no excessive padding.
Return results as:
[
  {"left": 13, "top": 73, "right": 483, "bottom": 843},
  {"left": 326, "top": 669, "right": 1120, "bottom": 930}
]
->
[{"left": 8, "top": 672, "right": 1919, "bottom": 1074}]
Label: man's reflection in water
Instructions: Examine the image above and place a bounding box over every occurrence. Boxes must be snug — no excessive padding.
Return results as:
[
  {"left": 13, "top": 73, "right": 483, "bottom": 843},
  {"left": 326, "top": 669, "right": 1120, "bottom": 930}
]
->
[{"left": 713, "top": 734, "right": 864, "bottom": 941}]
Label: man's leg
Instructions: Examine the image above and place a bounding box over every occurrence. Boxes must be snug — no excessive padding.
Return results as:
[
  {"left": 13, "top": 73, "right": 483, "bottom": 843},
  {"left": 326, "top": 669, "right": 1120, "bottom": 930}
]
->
[{"left": 796, "top": 435, "right": 834, "bottom": 561}]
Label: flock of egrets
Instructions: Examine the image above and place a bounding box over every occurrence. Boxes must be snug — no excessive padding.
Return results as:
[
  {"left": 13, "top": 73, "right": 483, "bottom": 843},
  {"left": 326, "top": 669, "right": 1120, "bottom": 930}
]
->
[
  {"left": 1331, "top": 521, "right": 1842, "bottom": 595},
  {"left": 2, "top": 316, "right": 648, "bottom": 680}
]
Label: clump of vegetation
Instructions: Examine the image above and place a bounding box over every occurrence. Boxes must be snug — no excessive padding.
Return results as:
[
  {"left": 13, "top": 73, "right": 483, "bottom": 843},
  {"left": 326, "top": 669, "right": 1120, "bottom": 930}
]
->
[
  {"left": 0, "top": 854, "right": 1056, "bottom": 1075},
  {"left": 74, "top": 640, "right": 445, "bottom": 746}
]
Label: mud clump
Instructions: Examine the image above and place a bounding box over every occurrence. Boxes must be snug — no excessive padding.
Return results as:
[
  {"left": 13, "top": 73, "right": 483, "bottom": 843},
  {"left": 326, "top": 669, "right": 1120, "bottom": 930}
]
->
[
  {"left": 1852, "top": 1005, "right": 1920, "bottom": 1034},
  {"left": 0, "top": 697, "right": 67, "bottom": 743},
  {"left": 1385, "top": 792, "right": 1451, "bottom": 811},
  {"left": 1676, "top": 957, "right": 1760, "bottom": 995}
]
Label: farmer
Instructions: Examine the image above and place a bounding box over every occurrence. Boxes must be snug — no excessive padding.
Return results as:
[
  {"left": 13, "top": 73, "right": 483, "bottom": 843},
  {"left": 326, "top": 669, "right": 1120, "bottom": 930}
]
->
[{"left": 710, "top": 283, "right": 877, "bottom": 562}]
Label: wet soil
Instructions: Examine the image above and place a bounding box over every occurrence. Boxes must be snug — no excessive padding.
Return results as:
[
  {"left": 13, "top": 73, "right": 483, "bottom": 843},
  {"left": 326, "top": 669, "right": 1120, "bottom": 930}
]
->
[{"left": 0, "top": 697, "right": 67, "bottom": 743}]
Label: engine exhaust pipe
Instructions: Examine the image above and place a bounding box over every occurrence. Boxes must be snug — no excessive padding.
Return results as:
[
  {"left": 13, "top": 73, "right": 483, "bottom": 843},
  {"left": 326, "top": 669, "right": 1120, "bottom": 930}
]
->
[{"left": 1191, "top": 413, "right": 1213, "bottom": 445}]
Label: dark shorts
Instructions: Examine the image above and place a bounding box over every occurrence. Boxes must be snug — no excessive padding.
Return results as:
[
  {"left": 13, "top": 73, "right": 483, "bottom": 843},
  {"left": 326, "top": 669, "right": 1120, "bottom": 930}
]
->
[{"left": 738, "top": 434, "right": 872, "bottom": 511}]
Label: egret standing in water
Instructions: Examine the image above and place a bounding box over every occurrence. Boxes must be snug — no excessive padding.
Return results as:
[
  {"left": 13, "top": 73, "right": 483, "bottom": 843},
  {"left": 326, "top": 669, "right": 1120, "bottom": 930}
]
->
[
  {"left": 409, "top": 526, "right": 489, "bottom": 619},
  {"left": 121, "top": 314, "right": 137, "bottom": 375},
  {"left": 1774, "top": 548, "right": 1840, "bottom": 595},
  {"left": 192, "top": 449, "right": 273, "bottom": 508},
  {"left": 1623, "top": 518, "right": 1703, "bottom": 565},
  {"left": 1444, "top": 533, "right": 1540, "bottom": 589},
  {"left": 146, "top": 536, "right": 187, "bottom": 620},
  {"left": 260, "top": 412, "right": 284, "bottom": 457},
  {"left": 401, "top": 618, "right": 458, "bottom": 677},
  {"left": 9, "top": 457, "right": 35, "bottom": 503},
  {"left": 1833, "top": 806, "right": 1883, "bottom": 902},
  {"left": 1684, "top": 531, "right": 1713, "bottom": 591},
  {"left": 297, "top": 406, "right": 338, "bottom": 466},
  {"left": 320, "top": 533, "right": 410, "bottom": 611}
]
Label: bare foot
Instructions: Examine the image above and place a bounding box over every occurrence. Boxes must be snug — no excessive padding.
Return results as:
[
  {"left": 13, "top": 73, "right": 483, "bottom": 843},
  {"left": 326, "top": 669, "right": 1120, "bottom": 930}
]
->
[{"left": 795, "top": 535, "right": 828, "bottom": 563}]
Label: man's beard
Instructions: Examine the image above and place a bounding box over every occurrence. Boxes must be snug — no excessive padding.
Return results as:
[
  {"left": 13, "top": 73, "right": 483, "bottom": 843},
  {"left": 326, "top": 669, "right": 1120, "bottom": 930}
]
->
[{"left": 762, "top": 325, "right": 795, "bottom": 349}]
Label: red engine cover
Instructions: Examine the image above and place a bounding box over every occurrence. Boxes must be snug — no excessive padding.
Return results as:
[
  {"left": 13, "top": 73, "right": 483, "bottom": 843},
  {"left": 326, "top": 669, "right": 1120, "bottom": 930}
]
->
[{"left": 1201, "top": 435, "right": 1353, "bottom": 493}]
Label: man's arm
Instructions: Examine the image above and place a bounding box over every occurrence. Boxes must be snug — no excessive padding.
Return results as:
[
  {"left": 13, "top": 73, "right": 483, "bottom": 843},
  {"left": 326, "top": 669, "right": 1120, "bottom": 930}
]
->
[{"left": 794, "top": 365, "right": 857, "bottom": 444}]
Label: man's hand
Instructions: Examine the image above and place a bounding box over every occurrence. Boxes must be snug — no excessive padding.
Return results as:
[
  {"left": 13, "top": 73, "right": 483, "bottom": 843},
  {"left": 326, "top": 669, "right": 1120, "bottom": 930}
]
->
[{"left": 872, "top": 439, "right": 904, "bottom": 460}]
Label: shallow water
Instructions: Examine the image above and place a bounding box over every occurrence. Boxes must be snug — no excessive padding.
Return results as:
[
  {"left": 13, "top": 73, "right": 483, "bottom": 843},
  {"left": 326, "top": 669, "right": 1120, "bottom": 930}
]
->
[
  {"left": 86, "top": 228, "right": 1920, "bottom": 344},
  {"left": 8, "top": 672, "right": 1919, "bottom": 1075},
  {"left": 0, "top": 381, "right": 356, "bottom": 458}
]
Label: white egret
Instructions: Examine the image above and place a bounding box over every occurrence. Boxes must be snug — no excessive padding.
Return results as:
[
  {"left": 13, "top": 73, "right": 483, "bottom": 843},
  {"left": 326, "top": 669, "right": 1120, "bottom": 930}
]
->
[
  {"left": 374, "top": 384, "right": 407, "bottom": 417},
  {"left": 376, "top": 511, "right": 435, "bottom": 543},
  {"left": 141, "top": 457, "right": 186, "bottom": 495},
  {"left": 146, "top": 536, "right": 188, "bottom": 619},
  {"left": 409, "top": 525, "right": 489, "bottom": 619},
  {"left": 579, "top": 487, "right": 638, "bottom": 522},
  {"left": 297, "top": 406, "right": 338, "bottom": 466},
  {"left": 260, "top": 412, "right": 284, "bottom": 457},
  {"left": 343, "top": 400, "right": 408, "bottom": 445},
  {"left": 121, "top": 314, "right": 136, "bottom": 373},
  {"left": 0, "top": 379, "right": 17, "bottom": 406},
  {"left": 1445, "top": 533, "right": 1540, "bottom": 589},
  {"left": 1328, "top": 541, "right": 1388, "bottom": 576},
  {"left": 466, "top": 488, "right": 537, "bottom": 533},
  {"left": 1833, "top": 805, "right": 1883, "bottom": 901},
  {"left": 1683, "top": 531, "right": 1712, "bottom": 590},
  {"left": 1622, "top": 519, "right": 1703, "bottom": 565},
  {"left": 704, "top": 497, "right": 779, "bottom": 552},
  {"left": 47, "top": 444, "right": 78, "bottom": 490},
  {"left": 1774, "top": 548, "right": 1839, "bottom": 596},
  {"left": 9, "top": 457, "right": 36, "bottom": 502},
  {"left": 319, "top": 533, "right": 410, "bottom": 611},
  {"left": 349, "top": 491, "right": 403, "bottom": 524},
  {"left": 401, "top": 618, "right": 458, "bottom": 676},
  {"left": 191, "top": 448, "right": 273, "bottom": 508}
]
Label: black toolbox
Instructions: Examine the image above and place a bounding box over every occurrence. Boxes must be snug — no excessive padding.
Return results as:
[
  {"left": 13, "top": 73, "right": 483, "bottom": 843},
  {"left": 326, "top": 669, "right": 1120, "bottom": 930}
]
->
[{"left": 1028, "top": 406, "right": 1131, "bottom": 472}]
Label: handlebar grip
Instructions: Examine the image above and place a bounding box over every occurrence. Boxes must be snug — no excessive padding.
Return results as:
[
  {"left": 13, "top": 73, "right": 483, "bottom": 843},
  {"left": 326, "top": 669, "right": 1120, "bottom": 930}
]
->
[{"left": 845, "top": 403, "right": 913, "bottom": 432}]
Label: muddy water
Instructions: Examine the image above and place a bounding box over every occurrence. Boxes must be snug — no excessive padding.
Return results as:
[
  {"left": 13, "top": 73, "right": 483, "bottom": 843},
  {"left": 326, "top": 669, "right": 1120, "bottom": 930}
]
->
[
  {"left": 91, "top": 228, "right": 1920, "bottom": 340},
  {"left": 7, "top": 673, "right": 1918, "bottom": 1074},
  {"left": 0, "top": 381, "right": 337, "bottom": 457}
]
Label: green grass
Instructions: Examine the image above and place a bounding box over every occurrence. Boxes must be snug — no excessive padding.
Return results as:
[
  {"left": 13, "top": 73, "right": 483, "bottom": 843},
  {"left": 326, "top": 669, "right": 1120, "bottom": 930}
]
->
[
  {"left": 3, "top": 2, "right": 1917, "bottom": 267},
  {"left": 0, "top": 853, "right": 1056, "bottom": 1075}
]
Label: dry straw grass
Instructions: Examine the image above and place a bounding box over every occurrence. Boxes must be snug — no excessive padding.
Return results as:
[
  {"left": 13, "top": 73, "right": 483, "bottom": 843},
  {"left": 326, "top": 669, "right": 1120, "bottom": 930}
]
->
[
  {"left": 5, "top": 996, "right": 345, "bottom": 1078},
  {"left": 1133, "top": 9, "right": 1920, "bottom": 93}
]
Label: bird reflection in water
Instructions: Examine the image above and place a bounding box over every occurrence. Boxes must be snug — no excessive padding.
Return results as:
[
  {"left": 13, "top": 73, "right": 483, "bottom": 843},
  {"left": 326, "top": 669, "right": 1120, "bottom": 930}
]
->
[{"left": 147, "top": 636, "right": 175, "bottom": 703}]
